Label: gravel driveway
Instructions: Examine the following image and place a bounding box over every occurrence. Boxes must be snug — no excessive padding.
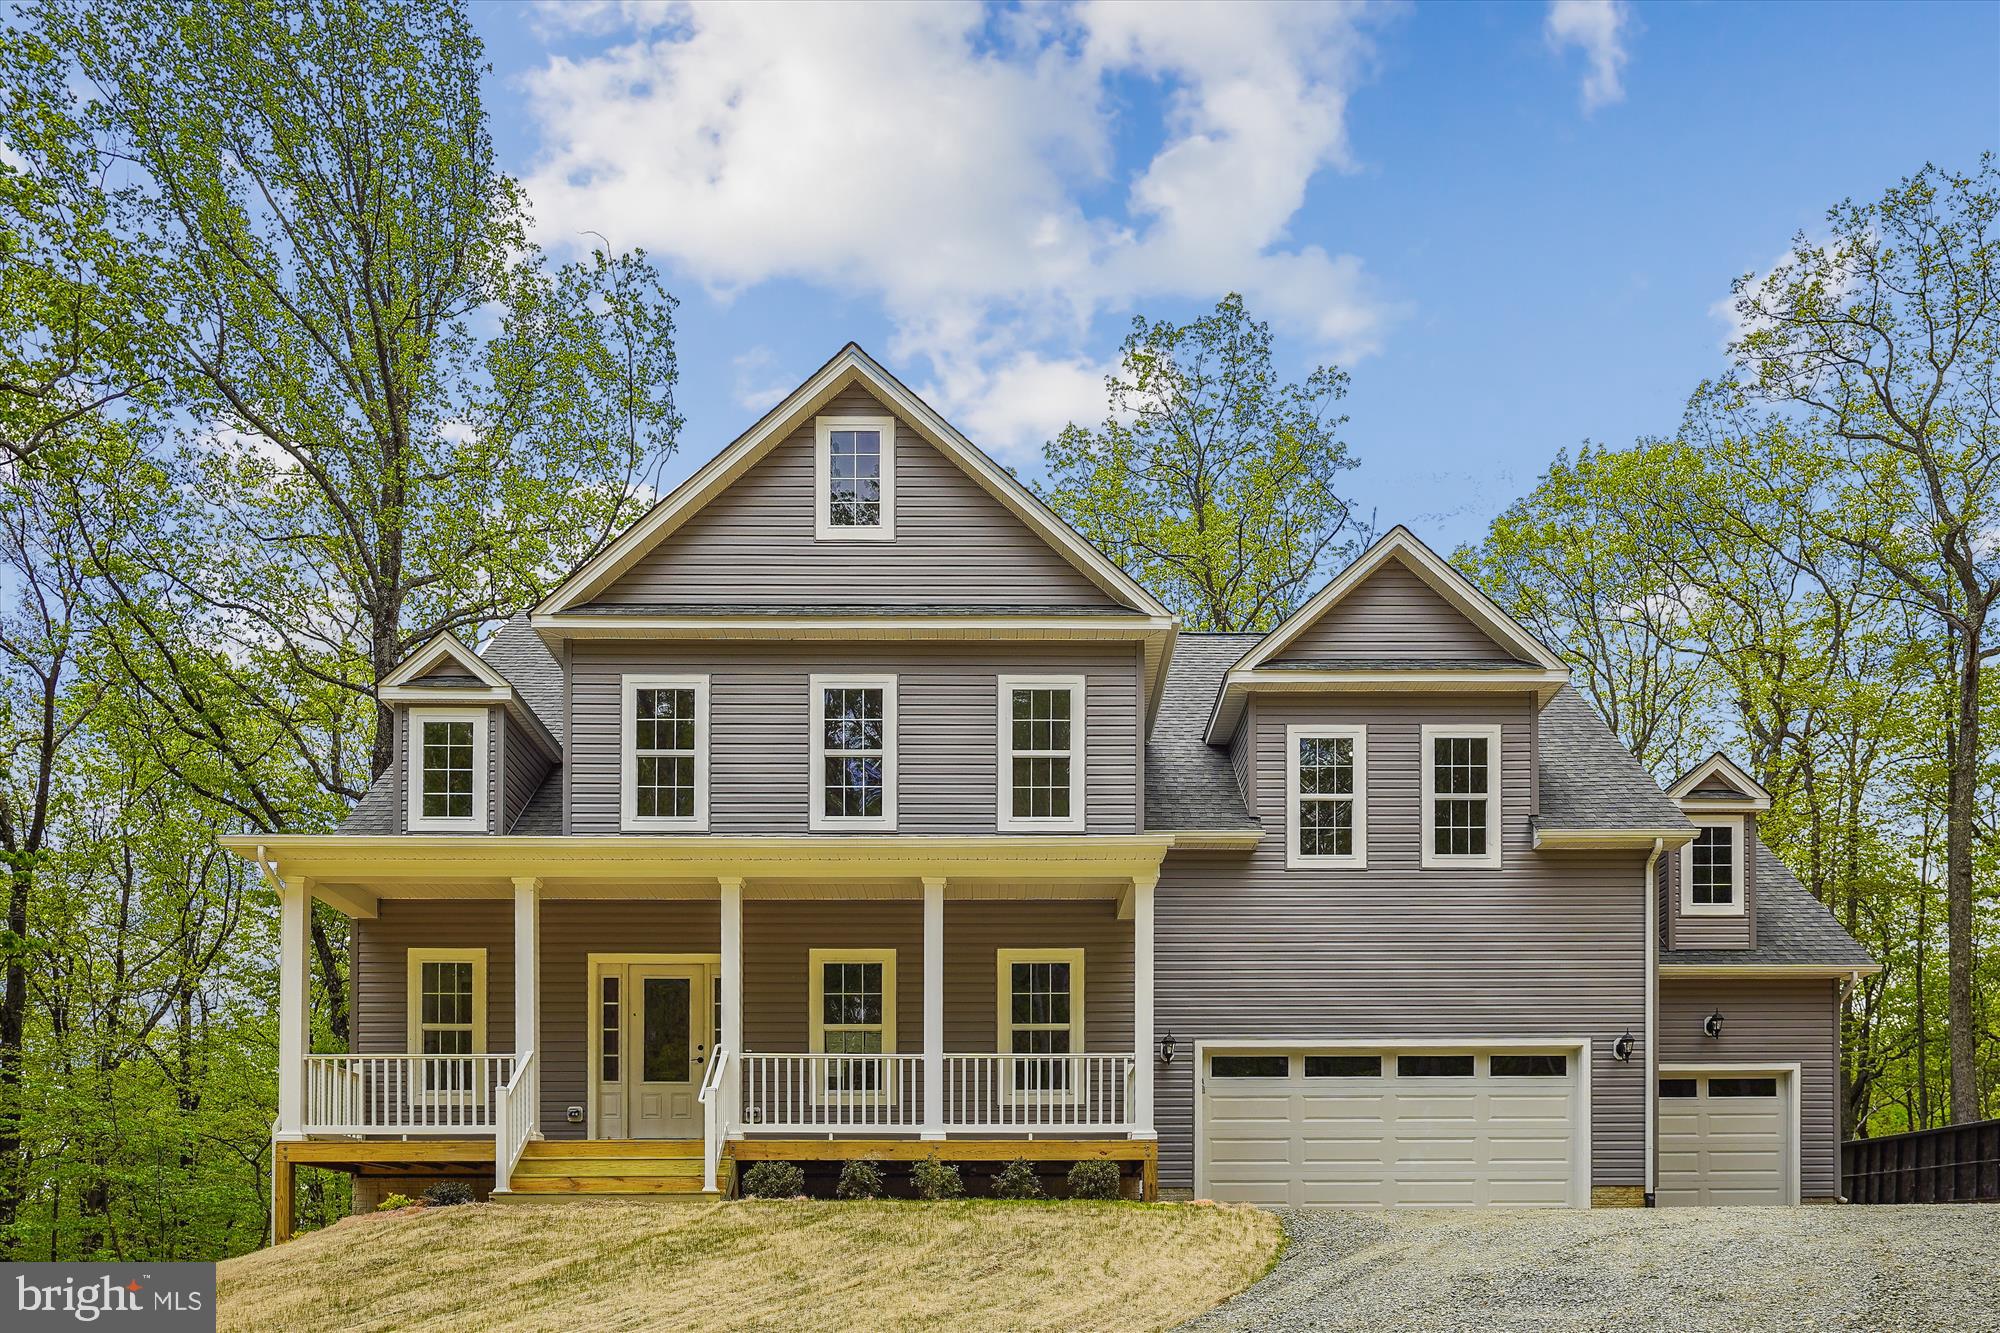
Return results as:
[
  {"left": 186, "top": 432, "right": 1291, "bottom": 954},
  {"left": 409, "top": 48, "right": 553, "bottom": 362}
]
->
[{"left": 1182, "top": 1205, "right": 2000, "bottom": 1333}]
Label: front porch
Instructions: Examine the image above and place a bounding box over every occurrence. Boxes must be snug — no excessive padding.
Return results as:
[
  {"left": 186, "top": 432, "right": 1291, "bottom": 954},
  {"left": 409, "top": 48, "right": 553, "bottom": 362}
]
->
[{"left": 248, "top": 834, "right": 1170, "bottom": 1239}]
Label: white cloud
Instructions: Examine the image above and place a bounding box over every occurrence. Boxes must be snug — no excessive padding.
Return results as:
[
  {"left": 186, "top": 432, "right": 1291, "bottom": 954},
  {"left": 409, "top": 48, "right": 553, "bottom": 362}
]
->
[
  {"left": 516, "top": 1, "right": 1395, "bottom": 455},
  {"left": 1544, "top": 0, "right": 1631, "bottom": 113},
  {"left": 729, "top": 346, "right": 791, "bottom": 413}
]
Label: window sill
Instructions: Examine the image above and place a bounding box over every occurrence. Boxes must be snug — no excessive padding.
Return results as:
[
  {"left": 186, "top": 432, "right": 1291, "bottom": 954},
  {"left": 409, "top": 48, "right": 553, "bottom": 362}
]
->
[{"left": 1287, "top": 855, "right": 1369, "bottom": 871}]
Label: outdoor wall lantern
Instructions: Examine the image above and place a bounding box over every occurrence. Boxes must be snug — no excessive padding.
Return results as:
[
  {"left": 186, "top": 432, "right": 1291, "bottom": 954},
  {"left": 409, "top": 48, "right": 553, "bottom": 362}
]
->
[
  {"left": 1703, "top": 1010, "right": 1726, "bottom": 1039},
  {"left": 1157, "top": 1031, "right": 1179, "bottom": 1065},
  {"left": 1611, "top": 1030, "right": 1635, "bottom": 1062}
]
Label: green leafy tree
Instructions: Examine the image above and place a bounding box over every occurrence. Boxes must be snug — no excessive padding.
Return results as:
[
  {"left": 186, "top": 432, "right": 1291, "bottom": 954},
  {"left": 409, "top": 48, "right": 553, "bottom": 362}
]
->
[
  {"left": 1037, "top": 294, "right": 1364, "bottom": 631},
  {"left": 1727, "top": 157, "right": 1999, "bottom": 1124}
]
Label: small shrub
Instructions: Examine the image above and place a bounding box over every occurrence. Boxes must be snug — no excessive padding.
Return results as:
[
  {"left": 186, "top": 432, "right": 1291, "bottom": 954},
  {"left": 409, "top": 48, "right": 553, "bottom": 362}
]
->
[
  {"left": 742, "top": 1161, "right": 806, "bottom": 1199},
  {"left": 1067, "top": 1160, "right": 1121, "bottom": 1200},
  {"left": 833, "top": 1158, "right": 886, "bottom": 1200},
  {"left": 990, "top": 1158, "right": 1044, "bottom": 1200},
  {"left": 375, "top": 1193, "right": 415, "bottom": 1212},
  {"left": 420, "top": 1181, "right": 474, "bottom": 1207},
  {"left": 910, "top": 1153, "right": 963, "bottom": 1201}
]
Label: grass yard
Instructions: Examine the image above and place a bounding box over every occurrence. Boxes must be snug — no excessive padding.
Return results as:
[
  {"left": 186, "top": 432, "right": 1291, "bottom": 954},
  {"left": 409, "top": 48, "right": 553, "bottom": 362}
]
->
[{"left": 218, "top": 1198, "right": 1283, "bottom": 1332}]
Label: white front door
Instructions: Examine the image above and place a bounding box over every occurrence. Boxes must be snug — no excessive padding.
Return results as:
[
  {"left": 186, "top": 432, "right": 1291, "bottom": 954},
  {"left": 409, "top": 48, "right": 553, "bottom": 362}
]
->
[{"left": 592, "top": 958, "right": 712, "bottom": 1141}]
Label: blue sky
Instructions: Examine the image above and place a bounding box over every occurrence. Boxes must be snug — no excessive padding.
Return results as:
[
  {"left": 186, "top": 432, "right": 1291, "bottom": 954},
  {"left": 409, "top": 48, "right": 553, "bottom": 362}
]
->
[{"left": 471, "top": 0, "right": 1998, "bottom": 551}]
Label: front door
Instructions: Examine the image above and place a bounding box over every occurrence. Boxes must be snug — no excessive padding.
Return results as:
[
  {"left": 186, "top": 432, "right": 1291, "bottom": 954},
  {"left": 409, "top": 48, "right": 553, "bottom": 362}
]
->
[{"left": 592, "top": 958, "right": 711, "bottom": 1140}]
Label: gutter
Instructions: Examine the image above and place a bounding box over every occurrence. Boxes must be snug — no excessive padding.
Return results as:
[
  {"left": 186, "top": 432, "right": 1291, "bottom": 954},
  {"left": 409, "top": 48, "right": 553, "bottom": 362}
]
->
[{"left": 1643, "top": 837, "right": 1664, "bottom": 1207}]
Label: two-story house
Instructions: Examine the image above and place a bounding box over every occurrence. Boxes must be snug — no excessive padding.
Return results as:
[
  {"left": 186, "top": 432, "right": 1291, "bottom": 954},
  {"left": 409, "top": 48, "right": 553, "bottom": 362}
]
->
[{"left": 228, "top": 345, "right": 1876, "bottom": 1240}]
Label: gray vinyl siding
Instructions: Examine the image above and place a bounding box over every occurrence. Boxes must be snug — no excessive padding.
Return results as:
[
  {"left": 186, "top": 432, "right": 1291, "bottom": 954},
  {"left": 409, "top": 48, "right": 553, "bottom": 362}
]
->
[
  {"left": 944, "top": 900, "right": 1133, "bottom": 1053},
  {"left": 1269, "top": 558, "right": 1519, "bottom": 662},
  {"left": 587, "top": 388, "right": 1121, "bottom": 609},
  {"left": 1666, "top": 813, "right": 1756, "bottom": 950},
  {"left": 1659, "top": 977, "right": 1841, "bottom": 1199},
  {"left": 498, "top": 712, "right": 555, "bottom": 835},
  {"left": 567, "top": 641, "right": 1139, "bottom": 836},
  {"left": 743, "top": 899, "right": 926, "bottom": 1053},
  {"left": 389, "top": 704, "right": 503, "bottom": 835},
  {"left": 353, "top": 900, "right": 514, "bottom": 1057},
  {"left": 1154, "top": 691, "right": 1650, "bottom": 1193}
]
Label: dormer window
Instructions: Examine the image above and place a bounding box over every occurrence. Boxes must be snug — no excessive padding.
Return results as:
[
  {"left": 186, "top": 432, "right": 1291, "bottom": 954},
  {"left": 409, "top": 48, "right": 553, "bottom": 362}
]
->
[
  {"left": 815, "top": 415, "right": 895, "bottom": 540},
  {"left": 1682, "top": 820, "right": 1744, "bottom": 915},
  {"left": 407, "top": 707, "right": 487, "bottom": 832}
]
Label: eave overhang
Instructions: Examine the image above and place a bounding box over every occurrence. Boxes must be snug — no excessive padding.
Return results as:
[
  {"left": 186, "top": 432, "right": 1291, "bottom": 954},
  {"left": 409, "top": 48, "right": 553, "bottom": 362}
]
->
[
  {"left": 1534, "top": 826, "right": 1699, "bottom": 851},
  {"left": 1658, "top": 962, "right": 1883, "bottom": 979},
  {"left": 1204, "top": 666, "right": 1570, "bottom": 744}
]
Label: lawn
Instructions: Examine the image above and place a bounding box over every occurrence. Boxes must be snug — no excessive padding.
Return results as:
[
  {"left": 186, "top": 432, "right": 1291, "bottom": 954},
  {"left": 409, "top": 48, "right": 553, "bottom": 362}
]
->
[{"left": 217, "top": 1198, "right": 1283, "bottom": 1332}]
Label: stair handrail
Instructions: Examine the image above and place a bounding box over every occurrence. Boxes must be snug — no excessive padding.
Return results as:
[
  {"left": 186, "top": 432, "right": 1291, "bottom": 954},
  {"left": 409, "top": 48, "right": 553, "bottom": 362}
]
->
[
  {"left": 495, "top": 1049, "right": 538, "bottom": 1193},
  {"left": 698, "top": 1046, "right": 731, "bottom": 1194}
]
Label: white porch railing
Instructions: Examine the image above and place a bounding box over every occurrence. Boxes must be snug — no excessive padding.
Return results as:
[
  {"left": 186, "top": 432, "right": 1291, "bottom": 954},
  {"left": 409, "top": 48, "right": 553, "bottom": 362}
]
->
[
  {"left": 697, "top": 1046, "right": 731, "bottom": 1192},
  {"left": 301, "top": 1053, "right": 518, "bottom": 1135},
  {"left": 494, "top": 1051, "right": 538, "bottom": 1191},
  {"left": 738, "top": 1053, "right": 1136, "bottom": 1134},
  {"left": 740, "top": 1053, "right": 925, "bottom": 1132},
  {"left": 942, "top": 1054, "right": 1136, "bottom": 1132}
]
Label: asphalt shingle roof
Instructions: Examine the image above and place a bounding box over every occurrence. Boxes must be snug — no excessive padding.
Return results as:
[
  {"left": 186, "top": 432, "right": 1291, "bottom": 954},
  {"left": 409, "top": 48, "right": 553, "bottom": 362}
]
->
[
  {"left": 1144, "top": 633, "right": 1262, "bottom": 831},
  {"left": 1663, "top": 840, "right": 1879, "bottom": 969},
  {"left": 1535, "top": 685, "right": 1693, "bottom": 834}
]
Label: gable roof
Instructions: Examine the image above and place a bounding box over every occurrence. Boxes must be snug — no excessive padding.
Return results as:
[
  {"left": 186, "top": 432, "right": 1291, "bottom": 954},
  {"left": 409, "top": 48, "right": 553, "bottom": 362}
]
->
[
  {"left": 1667, "top": 752, "right": 1773, "bottom": 810},
  {"left": 534, "top": 343, "right": 1170, "bottom": 620},
  {"left": 1233, "top": 527, "right": 1567, "bottom": 676},
  {"left": 379, "top": 631, "right": 511, "bottom": 691},
  {"left": 1146, "top": 632, "right": 1264, "bottom": 834}
]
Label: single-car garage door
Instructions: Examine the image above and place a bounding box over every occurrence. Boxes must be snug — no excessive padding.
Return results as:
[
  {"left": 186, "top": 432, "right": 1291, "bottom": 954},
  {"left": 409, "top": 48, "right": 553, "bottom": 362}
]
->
[
  {"left": 1200, "top": 1047, "right": 1584, "bottom": 1208},
  {"left": 1657, "top": 1071, "right": 1792, "bottom": 1205}
]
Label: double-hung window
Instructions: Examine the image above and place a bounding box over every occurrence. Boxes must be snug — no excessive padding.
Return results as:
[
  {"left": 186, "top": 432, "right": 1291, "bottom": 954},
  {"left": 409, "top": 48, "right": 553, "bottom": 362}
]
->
[
  {"left": 1420, "top": 724, "right": 1502, "bottom": 869},
  {"left": 1682, "top": 819, "right": 1744, "bottom": 914},
  {"left": 621, "top": 675, "right": 709, "bottom": 831},
  {"left": 407, "top": 948, "right": 485, "bottom": 1099},
  {"left": 810, "top": 674, "right": 896, "bottom": 830},
  {"left": 814, "top": 415, "right": 895, "bottom": 539},
  {"left": 406, "top": 707, "right": 487, "bottom": 832},
  {"left": 1286, "top": 724, "right": 1366, "bottom": 868},
  {"left": 809, "top": 948, "right": 896, "bottom": 1100},
  {"left": 997, "top": 948, "right": 1083, "bottom": 1095},
  {"left": 997, "top": 675, "right": 1085, "bottom": 832}
]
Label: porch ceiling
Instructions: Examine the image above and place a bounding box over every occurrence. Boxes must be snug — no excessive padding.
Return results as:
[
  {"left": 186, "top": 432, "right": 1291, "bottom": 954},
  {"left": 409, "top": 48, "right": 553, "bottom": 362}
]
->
[{"left": 221, "top": 833, "right": 1174, "bottom": 904}]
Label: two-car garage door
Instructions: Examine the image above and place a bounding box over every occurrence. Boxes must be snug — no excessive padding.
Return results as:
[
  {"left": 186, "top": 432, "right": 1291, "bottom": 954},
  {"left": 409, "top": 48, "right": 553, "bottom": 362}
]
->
[{"left": 1200, "top": 1047, "right": 1584, "bottom": 1208}]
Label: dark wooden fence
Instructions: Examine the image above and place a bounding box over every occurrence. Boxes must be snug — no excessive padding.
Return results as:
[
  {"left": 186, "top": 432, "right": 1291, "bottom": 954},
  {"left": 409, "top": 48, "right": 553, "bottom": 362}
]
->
[{"left": 1843, "top": 1120, "right": 2000, "bottom": 1203}]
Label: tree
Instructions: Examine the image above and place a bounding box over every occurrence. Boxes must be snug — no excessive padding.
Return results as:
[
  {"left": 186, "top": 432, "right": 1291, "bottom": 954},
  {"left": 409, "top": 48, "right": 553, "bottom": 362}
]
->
[
  {"left": 1037, "top": 294, "right": 1364, "bottom": 631},
  {"left": 1728, "top": 157, "right": 1999, "bottom": 1123}
]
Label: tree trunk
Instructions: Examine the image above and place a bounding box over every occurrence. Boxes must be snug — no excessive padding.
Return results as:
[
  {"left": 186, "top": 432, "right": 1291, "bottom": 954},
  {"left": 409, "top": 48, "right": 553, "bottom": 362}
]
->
[
  {"left": 1946, "top": 627, "right": 1981, "bottom": 1124},
  {"left": 0, "top": 857, "right": 29, "bottom": 1248}
]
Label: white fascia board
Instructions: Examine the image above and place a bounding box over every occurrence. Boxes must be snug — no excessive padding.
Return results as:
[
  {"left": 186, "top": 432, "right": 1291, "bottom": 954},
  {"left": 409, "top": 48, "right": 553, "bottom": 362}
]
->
[
  {"left": 1658, "top": 963, "right": 1883, "bottom": 979},
  {"left": 1204, "top": 665, "right": 1569, "bottom": 744},
  {"left": 1666, "top": 752, "right": 1774, "bottom": 805},
  {"left": 380, "top": 631, "right": 511, "bottom": 690},
  {"left": 1534, "top": 827, "right": 1698, "bottom": 850}
]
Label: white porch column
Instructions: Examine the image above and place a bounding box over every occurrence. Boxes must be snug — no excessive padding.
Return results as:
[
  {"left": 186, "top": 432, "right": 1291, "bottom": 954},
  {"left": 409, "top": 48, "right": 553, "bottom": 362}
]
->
[
  {"left": 1131, "top": 873, "right": 1157, "bottom": 1139},
  {"left": 276, "top": 876, "right": 312, "bottom": 1138},
  {"left": 922, "top": 876, "right": 946, "bottom": 1139},
  {"left": 512, "top": 877, "right": 541, "bottom": 1138},
  {"left": 719, "top": 878, "right": 744, "bottom": 1103}
]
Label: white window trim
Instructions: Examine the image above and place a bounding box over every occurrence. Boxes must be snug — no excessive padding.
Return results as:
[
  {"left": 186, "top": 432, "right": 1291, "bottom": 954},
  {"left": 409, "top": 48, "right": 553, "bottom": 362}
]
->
[
  {"left": 808, "top": 947, "right": 897, "bottom": 1105},
  {"left": 1680, "top": 816, "right": 1747, "bottom": 916},
  {"left": 809, "top": 673, "right": 898, "bottom": 831},
  {"left": 814, "top": 414, "right": 896, "bottom": 541},
  {"left": 995, "top": 947, "right": 1085, "bottom": 1104},
  {"left": 1285, "top": 723, "right": 1368, "bottom": 869},
  {"left": 406, "top": 947, "right": 487, "bottom": 1105},
  {"left": 1419, "top": 723, "right": 1504, "bottom": 870},
  {"left": 405, "top": 706, "right": 488, "bottom": 833},
  {"left": 996, "top": 674, "right": 1087, "bottom": 833},
  {"left": 620, "top": 674, "right": 710, "bottom": 832}
]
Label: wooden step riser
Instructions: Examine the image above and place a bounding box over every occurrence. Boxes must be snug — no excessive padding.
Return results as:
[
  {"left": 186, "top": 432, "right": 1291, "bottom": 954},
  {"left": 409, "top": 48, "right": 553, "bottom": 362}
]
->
[
  {"left": 513, "top": 1160, "right": 716, "bottom": 1179},
  {"left": 509, "top": 1177, "right": 713, "bottom": 1195},
  {"left": 520, "top": 1141, "right": 704, "bottom": 1160}
]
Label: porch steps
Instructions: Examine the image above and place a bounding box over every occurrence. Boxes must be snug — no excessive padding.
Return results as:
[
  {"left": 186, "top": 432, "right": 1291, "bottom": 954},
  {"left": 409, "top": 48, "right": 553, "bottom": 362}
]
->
[{"left": 503, "top": 1139, "right": 729, "bottom": 1198}]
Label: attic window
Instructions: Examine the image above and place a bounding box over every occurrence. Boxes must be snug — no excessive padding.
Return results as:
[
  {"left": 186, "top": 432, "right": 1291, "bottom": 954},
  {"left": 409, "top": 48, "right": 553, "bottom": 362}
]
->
[
  {"left": 407, "top": 707, "right": 487, "bottom": 833},
  {"left": 1681, "top": 818, "right": 1745, "bottom": 916},
  {"left": 815, "top": 415, "right": 896, "bottom": 540}
]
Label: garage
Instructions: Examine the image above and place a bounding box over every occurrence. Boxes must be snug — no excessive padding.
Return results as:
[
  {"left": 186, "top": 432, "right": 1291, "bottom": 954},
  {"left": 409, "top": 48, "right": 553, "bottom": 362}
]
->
[
  {"left": 1198, "top": 1046, "right": 1587, "bottom": 1208},
  {"left": 1656, "top": 1069, "right": 1794, "bottom": 1205}
]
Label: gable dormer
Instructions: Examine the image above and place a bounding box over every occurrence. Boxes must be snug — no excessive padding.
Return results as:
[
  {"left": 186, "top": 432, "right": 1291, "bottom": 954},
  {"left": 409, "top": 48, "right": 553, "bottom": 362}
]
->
[
  {"left": 1662, "top": 754, "right": 1772, "bottom": 950},
  {"left": 1206, "top": 528, "right": 1569, "bottom": 744}
]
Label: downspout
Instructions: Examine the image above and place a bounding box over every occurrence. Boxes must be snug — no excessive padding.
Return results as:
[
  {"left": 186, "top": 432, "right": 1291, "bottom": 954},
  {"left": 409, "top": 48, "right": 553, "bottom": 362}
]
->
[{"left": 1643, "top": 838, "right": 1665, "bottom": 1207}]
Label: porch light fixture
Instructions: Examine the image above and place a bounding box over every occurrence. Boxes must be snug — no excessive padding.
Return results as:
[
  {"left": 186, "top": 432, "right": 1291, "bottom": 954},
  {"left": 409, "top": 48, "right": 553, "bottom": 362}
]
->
[
  {"left": 1703, "top": 1010, "right": 1725, "bottom": 1039},
  {"left": 1611, "top": 1030, "right": 1635, "bottom": 1062},
  {"left": 1157, "top": 1031, "right": 1179, "bottom": 1065}
]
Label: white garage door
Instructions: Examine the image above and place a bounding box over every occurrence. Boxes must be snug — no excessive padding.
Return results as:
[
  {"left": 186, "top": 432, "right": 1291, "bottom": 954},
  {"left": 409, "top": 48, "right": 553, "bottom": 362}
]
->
[
  {"left": 1657, "top": 1072, "right": 1790, "bottom": 1206},
  {"left": 1200, "top": 1048, "right": 1583, "bottom": 1208}
]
